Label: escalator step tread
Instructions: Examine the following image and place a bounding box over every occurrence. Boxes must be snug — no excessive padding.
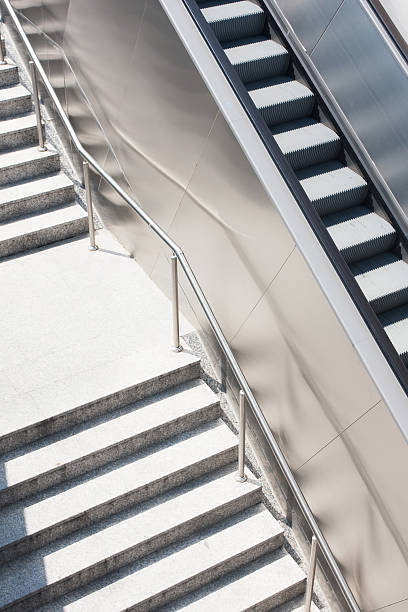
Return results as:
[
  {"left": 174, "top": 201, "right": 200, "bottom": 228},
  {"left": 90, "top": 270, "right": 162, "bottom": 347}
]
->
[
  {"left": 323, "top": 206, "right": 396, "bottom": 263},
  {"left": 297, "top": 161, "right": 368, "bottom": 216},
  {"left": 379, "top": 304, "right": 408, "bottom": 363},
  {"left": 202, "top": 1, "right": 265, "bottom": 43},
  {"left": 248, "top": 77, "right": 314, "bottom": 126},
  {"left": 271, "top": 119, "right": 340, "bottom": 170},
  {"left": 351, "top": 254, "right": 408, "bottom": 314},
  {"left": 224, "top": 37, "right": 289, "bottom": 82}
]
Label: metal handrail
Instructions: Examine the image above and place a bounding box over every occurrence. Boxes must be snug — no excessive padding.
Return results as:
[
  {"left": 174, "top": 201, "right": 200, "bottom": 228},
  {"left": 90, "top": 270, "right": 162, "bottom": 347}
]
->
[{"left": 1, "top": 1, "right": 359, "bottom": 610}]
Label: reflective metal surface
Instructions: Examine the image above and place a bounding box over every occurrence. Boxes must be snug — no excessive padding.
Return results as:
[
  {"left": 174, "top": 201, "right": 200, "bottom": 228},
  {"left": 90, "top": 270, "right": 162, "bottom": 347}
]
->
[{"left": 5, "top": 0, "right": 408, "bottom": 609}]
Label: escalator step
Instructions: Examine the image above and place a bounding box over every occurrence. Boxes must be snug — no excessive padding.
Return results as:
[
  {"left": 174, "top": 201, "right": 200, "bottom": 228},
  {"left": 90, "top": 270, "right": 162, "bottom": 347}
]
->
[
  {"left": 201, "top": 1, "right": 265, "bottom": 43},
  {"left": 379, "top": 304, "right": 408, "bottom": 365},
  {"left": 323, "top": 206, "right": 397, "bottom": 264},
  {"left": 223, "top": 37, "right": 289, "bottom": 83},
  {"left": 248, "top": 77, "right": 314, "bottom": 126},
  {"left": 271, "top": 118, "right": 340, "bottom": 170},
  {"left": 351, "top": 253, "right": 408, "bottom": 314},
  {"left": 297, "top": 162, "right": 368, "bottom": 216}
]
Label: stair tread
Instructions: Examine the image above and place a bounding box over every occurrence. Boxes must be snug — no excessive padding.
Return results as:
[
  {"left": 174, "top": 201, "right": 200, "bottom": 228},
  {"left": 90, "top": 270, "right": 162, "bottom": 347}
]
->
[
  {"left": 272, "top": 118, "right": 339, "bottom": 154},
  {"left": 45, "top": 507, "right": 280, "bottom": 612},
  {"left": 249, "top": 76, "right": 313, "bottom": 110},
  {"left": 0, "top": 112, "right": 37, "bottom": 135},
  {"left": 324, "top": 206, "right": 396, "bottom": 253},
  {"left": 0, "top": 201, "right": 86, "bottom": 242},
  {"left": 0, "top": 470, "right": 260, "bottom": 608},
  {"left": 202, "top": 1, "right": 264, "bottom": 23},
  {"left": 0, "top": 83, "right": 30, "bottom": 102},
  {"left": 0, "top": 62, "right": 18, "bottom": 74},
  {"left": 0, "top": 171, "right": 73, "bottom": 206},
  {"left": 172, "top": 551, "right": 305, "bottom": 611},
  {"left": 298, "top": 161, "right": 368, "bottom": 212},
  {"left": 351, "top": 254, "right": 408, "bottom": 306},
  {"left": 0, "top": 381, "right": 218, "bottom": 494},
  {"left": 0, "top": 348, "right": 199, "bottom": 447},
  {"left": 0, "top": 421, "right": 237, "bottom": 552},
  {"left": 0, "top": 144, "right": 58, "bottom": 170},
  {"left": 224, "top": 38, "right": 288, "bottom": 65}
]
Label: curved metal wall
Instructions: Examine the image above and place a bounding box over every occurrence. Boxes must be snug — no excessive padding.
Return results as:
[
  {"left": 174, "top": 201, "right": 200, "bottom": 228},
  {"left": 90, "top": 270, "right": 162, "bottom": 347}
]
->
[{"left": 6, "top": 0, "right": 408, "bottom": 610}]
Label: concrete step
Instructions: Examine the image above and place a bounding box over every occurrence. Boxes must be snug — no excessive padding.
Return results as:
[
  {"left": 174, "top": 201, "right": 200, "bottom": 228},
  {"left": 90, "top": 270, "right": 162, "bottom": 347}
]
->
[
  {"left": 223, "top": 36, "right": 289, "bottom": 83},
  {"left": 42, "top": 506, "right": 283, "bottom": 612},
  {"left": 0, "top": 113, "right": 38, "bottom": 151},
  {"left": 202, "top": 1, "right": 266, "bottom": 44},
  {"left": 0, "top": 201, "right": 88, "bottom": 258},
  {"left": 248, "top": 77, "right": 314, "bottom": 127},
  {"left": 350, "top": 253, "right": 408, "bottom": 314},
  {"left": 0, "top": 421, "right": 237, "bottom": 561},
  {"left": 0, "top": 83, "right": 31, "bottom": 118},
  {"left": 297, "top": 161, "right": 368, "bottom": 216},
  {"left": 0, "top": 172, "right": 75, "bottom": 221},
  {"left": 167, "top": 549, "right": 306, "bottom": 611},
  {"left": 0, "top": 62, "right": 19, "bottom": 87},
  {"left": 272, "top": 118, "right": 341, "bottom": 170},
  {"left": 0, "top": 380, "right": 220, "bottom": 507},
  {"left": 324, "top": 205, "right": 397, "bottom": 264},
  {"left": 0, "top": 348, "right": 200, "bottom": 453},
  {"left": 0, "top": 469, "right": 261, "bottom": 609},
  {"left": 273, "top": 593, "right": 320, "bottom": 612},
  {"left": 0, "top": 145, "right": 60, "bottom": 186}
]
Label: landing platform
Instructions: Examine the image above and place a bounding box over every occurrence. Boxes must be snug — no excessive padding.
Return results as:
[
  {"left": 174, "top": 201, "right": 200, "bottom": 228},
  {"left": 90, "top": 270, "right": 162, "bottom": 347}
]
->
[{"left": 0, "top": 230, "right": 194, "bottom": 443}]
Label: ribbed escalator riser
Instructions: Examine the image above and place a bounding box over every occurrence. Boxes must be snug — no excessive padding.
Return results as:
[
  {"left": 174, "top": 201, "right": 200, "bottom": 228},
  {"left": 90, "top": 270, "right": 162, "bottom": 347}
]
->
[{"left": 202, "top": 2, "right": 266, "bottom": 43}]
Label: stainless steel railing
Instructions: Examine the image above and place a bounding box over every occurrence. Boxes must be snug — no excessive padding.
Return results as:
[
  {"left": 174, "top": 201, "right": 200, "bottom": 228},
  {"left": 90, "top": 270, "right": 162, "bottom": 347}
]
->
[{"left": 0, "top": 2, "right": 359, "bottom": 610}]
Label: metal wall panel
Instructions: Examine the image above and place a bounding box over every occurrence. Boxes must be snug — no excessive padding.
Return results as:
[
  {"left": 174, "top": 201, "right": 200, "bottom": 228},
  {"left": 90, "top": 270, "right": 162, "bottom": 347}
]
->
[{"left": 272, "top": 0, "right": 343, "bottom": 53}]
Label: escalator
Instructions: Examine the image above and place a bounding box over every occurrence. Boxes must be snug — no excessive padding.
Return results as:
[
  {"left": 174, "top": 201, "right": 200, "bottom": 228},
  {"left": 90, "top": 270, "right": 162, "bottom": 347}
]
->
[{"left": 196, "top": 0, "right": 408, "bottom": 368}]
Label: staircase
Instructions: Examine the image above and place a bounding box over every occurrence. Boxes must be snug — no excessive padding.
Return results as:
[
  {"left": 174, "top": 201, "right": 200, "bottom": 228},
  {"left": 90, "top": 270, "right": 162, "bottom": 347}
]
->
[
  {"left": 0, "top": 50, "right": 87, "bottom": 259},
  {"left": 198, "top": 0, "right": 408, "bottom": 367},
  {"left": 0, "top": 345, "right": 317, "bottom": 611}
]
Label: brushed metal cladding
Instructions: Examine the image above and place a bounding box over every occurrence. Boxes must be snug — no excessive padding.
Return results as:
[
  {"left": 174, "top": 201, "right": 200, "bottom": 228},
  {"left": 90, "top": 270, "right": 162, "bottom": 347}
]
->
[
  {"left": 297, "top": 401, "right": 408, "bottom": 611},
  {"left": 165, "top": 111, "right": 296, "bottom": 341},
  {"left": 42, "top": 0, "right": 69, "bottom": 45},
  {"left": 272, "top": 0, "right": 343, "bottom": 53},
  {"left": 231, "top": 246, "right": 381, "bottom": 471}
]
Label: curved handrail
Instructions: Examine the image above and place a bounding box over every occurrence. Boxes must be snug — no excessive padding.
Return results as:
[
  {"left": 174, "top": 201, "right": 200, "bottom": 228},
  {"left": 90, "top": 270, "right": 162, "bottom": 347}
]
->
[{"left": 1, "top": 1, "right": 360, "bottom": 610}]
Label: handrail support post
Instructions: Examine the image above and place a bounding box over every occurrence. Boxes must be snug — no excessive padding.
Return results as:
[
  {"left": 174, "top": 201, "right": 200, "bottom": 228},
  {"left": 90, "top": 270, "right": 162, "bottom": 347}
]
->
[
  {"left": 83, "top": 160, "right": 98, "bottom": 251},
  {"left": 235, "top": 390, "right": 247, "bottom": 482},
  {"left": 304, "top": 535, "right": 318, "bottom": 612},
  {"left": 171, "top": 253, "right": 183, "bottom": 353},
  {"left": 0, "top": 34, "right": 6, "bottom": 65},
  {"left": 29, "top": 60, "right": 47, "bottom": 151}
]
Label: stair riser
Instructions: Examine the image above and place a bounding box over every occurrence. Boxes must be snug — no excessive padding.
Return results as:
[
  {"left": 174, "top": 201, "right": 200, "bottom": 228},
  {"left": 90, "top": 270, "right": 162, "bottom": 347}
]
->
[
  {"left": 246, "top": 577, "right": 306, "bottom": 611},
  {"left": 0, "top": 183, "right": 75, "bottom": 222},
  {"left": 0, "top": 446, "right": 238, "bottom": 563},
  {"left": 0, "top": 95, "right": 32, "bottom": 119},
  {"left": 259, "top": 97, "right": 314, "bottom": 127},
  {"left": 208, "top": 14, "right": 266, "bottom": 43},
  {"left": 0, "top": 124, "right": 38, "bottom": 151},
  {"left": 312, "top": 185, "right": 369, "bottom": 217},
  {"left": 285, "top": 139, "right": 341, "bottom": 171},
  {"left": 0, "top": 215, "right": 88, "bottom": 259},
  {"left": 0, "top": 360, "right": 201, "bottom": 454},
  {"left": 370, "top": 288, "right": 408, "bottom": 315},
  {"left": 132, "top": 533, "right": 285, "bottom": 612},
  {"left": 233, "top": 55, "right": 289, "bottom": 84},
  {"left": 340, "top": 233, "right": 397, "bottom": 264},
  {"left": 0, "top": 401, "right": 221, "bottom": 509},
  {"left": 0, "top": 67, "right": 19, "bottom": 87},
  {"left": 0, "top": 153, "right": 60, "bottom": 186},
  {"left": 4, "top": 489, "right": 262, "bottom": 611}
]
